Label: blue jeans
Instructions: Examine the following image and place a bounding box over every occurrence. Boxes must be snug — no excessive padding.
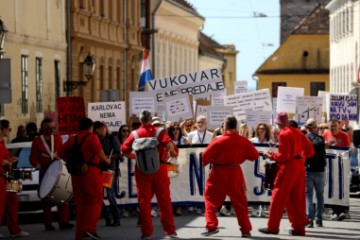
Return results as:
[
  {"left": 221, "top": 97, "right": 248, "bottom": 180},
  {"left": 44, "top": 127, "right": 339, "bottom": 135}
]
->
[{"left": 306, "top": 171, "right": 325, "bottom": 221}]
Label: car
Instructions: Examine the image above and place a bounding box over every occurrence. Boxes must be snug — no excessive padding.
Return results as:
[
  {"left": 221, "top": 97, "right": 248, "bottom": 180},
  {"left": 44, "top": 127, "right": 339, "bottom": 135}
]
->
[{"left": 6, "top": 142, "right": 42, "bottom": 214}]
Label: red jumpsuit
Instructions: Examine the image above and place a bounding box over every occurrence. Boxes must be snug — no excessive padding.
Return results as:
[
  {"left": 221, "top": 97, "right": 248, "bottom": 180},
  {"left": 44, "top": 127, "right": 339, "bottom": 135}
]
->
[
  {"left": 0, "top": 140, "right": 9, "bottom": 231},
  {"left": 268, "top": 126, "right": 315, "bottom": 235},
  {"left": 121, "top": 124, "right": 176, "bottom": 237},
  {"left": 58, "top": 130, "right": 104, "bottom": 240},
  {"left": 202, "top": 132, "right": 260, "bottom": 234},
  {"left": 30, "top": 134, "right": 69, "bottom": 226}
]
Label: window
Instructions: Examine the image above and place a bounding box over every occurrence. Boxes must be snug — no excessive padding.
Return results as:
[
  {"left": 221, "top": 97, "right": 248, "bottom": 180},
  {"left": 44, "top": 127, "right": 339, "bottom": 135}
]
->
[
  {"left": 100, "top": 1, "right": 105, "bottom": 17},
  {"left": 310, "top": 82, "right": 325, "bottom": 96},
  {"left": 271, "top": 82, "right": 286, "bottom": 98},
  {"left": 35, "top": 58, "right": 43, "bottom": 113},
  {"left": 21, "top": 55, "right": 29, "bottom": 114},
  {"left": 0, "top": 104, "right": 3, "bottom": 116},
  {"left": 54, "top": 60, "right": 60, "bottom": 98}
]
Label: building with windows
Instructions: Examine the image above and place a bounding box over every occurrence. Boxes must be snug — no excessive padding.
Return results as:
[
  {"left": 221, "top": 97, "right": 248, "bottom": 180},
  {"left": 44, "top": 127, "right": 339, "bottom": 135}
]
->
[
  {"left": 0, "top": 0, "right": 67, "bottom": 130},
  {"left": 326, "top": 0, "right": 360, "bottom": 94},
  {"left": 254, "top": 3, "right": 330, "bottom": 98}
]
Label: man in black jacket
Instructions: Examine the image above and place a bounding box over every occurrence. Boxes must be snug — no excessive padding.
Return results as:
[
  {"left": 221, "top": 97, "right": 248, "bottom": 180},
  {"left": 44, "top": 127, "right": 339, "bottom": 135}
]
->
[{"left": 304, "top": 118, "right": 326, "bottom": 228}]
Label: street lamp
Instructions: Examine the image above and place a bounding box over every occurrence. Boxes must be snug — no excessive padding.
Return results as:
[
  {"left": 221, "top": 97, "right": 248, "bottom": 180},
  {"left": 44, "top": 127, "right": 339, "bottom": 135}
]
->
[
  {"left": 0, "top": 18, "right": 8, "bottom": 59},
  {"left": 64, "top": 53, "right": 96, "bottom": 95}
]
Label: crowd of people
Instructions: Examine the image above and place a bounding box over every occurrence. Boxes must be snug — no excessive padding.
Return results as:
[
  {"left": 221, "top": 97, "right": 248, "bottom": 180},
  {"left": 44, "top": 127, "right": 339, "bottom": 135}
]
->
[{"left": 0, "top": 111, "right": 356, "bottom": 239}]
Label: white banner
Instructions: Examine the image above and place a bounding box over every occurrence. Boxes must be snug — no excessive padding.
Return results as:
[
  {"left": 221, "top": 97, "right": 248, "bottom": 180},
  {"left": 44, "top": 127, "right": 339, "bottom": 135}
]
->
[
  {"left": 111, "top": 146, "right": 350, "bottom": 207},
  {"left": 164, "top": 95, "right": 193, "bottom": 123},
  {"left": 206, "top": 106, "right": 233, "bottom": 130},
  {"left": 295, "top": 96, "right": 323, "bottom": 126},
  {"left": 129, "top": 92, "right": 156, "bottom": 116},
  {"left": 234, "top": 81, "right": 248, "bottom": 94},
  {"left": 327, "top": 94, "right": 358, "bottom": 121},
  {"left": 87, "top": 101, "right": 126, "bottom": 132},
  {"left": 146, "top": 68, "right": 225, "bottom": 103},
  {"left": 277, "top": 87, "right": 304, "bottom": 113}
]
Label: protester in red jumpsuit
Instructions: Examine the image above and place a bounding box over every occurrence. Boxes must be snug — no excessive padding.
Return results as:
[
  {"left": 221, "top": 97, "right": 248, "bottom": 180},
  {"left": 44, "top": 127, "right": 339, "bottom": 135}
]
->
[
  {"left": 260, "top": 112, "right": 315, "bottom": 236},
  {"left": 0, "top": 119, "right": 29, "bottom": 238},
  {"left": 30, "top": 117, "right": 73, "bottom": 231},
  {"left": 121, "top": 110, "right": 178, "bottom": 239},
  {"left": 201, "top": 116, "right": 259, "bottom": 238},
  {"left": 58, "top": 117, "right": 110, "bottom": 240}
]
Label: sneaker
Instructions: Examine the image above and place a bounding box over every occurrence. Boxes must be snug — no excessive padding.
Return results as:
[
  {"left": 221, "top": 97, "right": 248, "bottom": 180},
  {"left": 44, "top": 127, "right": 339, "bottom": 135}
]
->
[
  {"left": 242, "top": 232, "right": 251, "bottom": 238},
  {"left": 188, "top": 206, "right": 194, "bottom": 213},
  {"left": 10, "top": 231, "right": 29, "bottom": 238},
  {"left": 330, "top": 213, "right": 338, "bottom": 221},
  {"left": 219, "top": 206, "right": 231, "bottom": 216},
  {"left": 258, "top": 228, "right": 278, "bottom": 235},
  {"left": 288, "top": 229, "right": 305, "bottom": 236},
  {"left": 196, "top": 208, "right": 203, "bottom": 215},
  {"left": 140, "top": 236, "right": 151, "bottom": 240},
  {"left": 122, "top": 210, "right": 130, "bottom": 218},
  {"left": 345, "top": 212, "right": 351, "bottom": 219},
  {"left": 201, "top": 228, "right": 219, "bottom": 236},
  {"left": 337, "top": 212, "right": 346, "bottom": 221},
  {"left": 85, "top": 232, "right": 100, "bottom": 240},
  {"left": 164, "top": 232, "right": 178, "bottom": 239},
  {"left": 315, "top": 220, "right": 323, "bottom": 227},
  {"left": 151, "top": 209, "right": 158, "bottom": 217},
  {"left": 45, "top": 224, "right": 55, "bottom": 231},
  {"left": 306, "top": 221, "right": 314, "bottom": 228}
]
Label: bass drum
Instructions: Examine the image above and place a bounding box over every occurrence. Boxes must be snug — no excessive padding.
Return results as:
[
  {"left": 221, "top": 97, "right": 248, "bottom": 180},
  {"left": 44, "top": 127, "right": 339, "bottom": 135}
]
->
[{"left": 38, "top": 160, "right": 73, "bottom": 205}]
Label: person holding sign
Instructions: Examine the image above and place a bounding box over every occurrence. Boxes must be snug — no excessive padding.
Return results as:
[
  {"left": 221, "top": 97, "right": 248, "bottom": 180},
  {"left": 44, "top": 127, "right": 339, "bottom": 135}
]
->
[
  {"left": 30, "top": 118, "right": 73, "bottom": 231},
  {"left": 201, "top": 116, "right": 260, "bottom": 238},
  {"left": 260, "top": 112, "right": 314, "bottom": 236}
]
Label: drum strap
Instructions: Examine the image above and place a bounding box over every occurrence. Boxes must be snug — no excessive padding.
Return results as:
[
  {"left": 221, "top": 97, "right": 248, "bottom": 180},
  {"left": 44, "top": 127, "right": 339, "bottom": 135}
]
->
[{"left": 40, "top": 135, "right": 54, "bottom": 160}]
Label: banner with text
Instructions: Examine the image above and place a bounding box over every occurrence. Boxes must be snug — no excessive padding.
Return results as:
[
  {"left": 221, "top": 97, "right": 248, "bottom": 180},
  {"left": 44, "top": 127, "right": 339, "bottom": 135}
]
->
[
  {"left": 164, "top": 95, "right": 193, "bottom": 122},
  {"left": 327, "top": 94, "right": 357, "bottom": 121},
  {"left": 111, "top": 146, "right": 349, "bottom": 207},
  {"left": 146, "top": 68, "right": 224, "bottom": 103},
  {"left": 277, "top": 87, "right": 304, "bottom": 113},
  {"left": 56, "top": 97, "right": 85, "bottom": 135},
  {"left": 87, "top": 101, "right": 126, "bottom": 132},
  {"left": 129, "top": 92, "right": 156, "bottom": 116},
  {"left": 295, "top": 96, "right": 322, "bottom": 126}
]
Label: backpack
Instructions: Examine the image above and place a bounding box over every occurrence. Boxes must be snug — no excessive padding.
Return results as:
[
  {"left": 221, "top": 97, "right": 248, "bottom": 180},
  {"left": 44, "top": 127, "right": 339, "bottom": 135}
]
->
[
  {"left": 132, "top": 127, "right": 164, "bottom": 174},
  {"left": 66, "top": 133, "right": 92, "bottom": 176}
]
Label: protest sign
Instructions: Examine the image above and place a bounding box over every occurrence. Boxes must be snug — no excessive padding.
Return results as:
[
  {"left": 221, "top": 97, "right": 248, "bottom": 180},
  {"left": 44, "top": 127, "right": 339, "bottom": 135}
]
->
[
  {"left": 164, "top": 95, "right": 193, "bottom": 122},
  {"left": 234, "top": 81, "right": 248, "bottom": 94},
  {"left": 211, "top": 89, "right": 227, "bottom": 106},
  {"left": 56, "top": 96, "right": 85, "bottom": 135},
  {"left": 272, "top": 98, "right": 277, "bottom": 125},
  {"left": 88, "top": 101, "right": 126, "bottom": 132},
  {"left": 327, "top": 94, "right": 357, "bottom": 121},
  {"left": 295, "top": 96, "right": 322, "bottom": 126},
  {"left": 276, "top": 87, "right": 304, "bottom": 113},
  {"left": 146, "top": 68, "right": 225, "bottom": 103},
  {"left": 206, "top": 106, "right": 233, "bottom": 130},
  {"left": 318, "top": 90, "right": 328, "bottom": 112},
  {"left": 224, "top": 89, "right": 271, "bottom": 122},
  {"left": 246, "top": 110, "right": 272, "bottom": 132},
  {"left": 129, "top": 91, "right": 156, "bottom": 116}
]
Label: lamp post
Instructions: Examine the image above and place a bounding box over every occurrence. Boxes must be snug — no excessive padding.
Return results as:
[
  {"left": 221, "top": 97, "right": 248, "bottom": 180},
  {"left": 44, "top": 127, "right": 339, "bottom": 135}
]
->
[
  {"left": 0, "top": 18, "right": 8, "bottom": 59},
  {"left": 64, "top": 53, "right": 96, "bottom": 95}
]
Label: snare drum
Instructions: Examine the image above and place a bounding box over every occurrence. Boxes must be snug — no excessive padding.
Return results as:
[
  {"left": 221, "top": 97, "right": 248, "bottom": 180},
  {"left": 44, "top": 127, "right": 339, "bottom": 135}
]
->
[
  {"left": 9, "top": 169, "right": 33, "bottom": 181},
  {"left": 264, "top": 161, "right": 279, "bottom": 190},
  {"left": 103, "top": 170, "right": 114, "bottom": 188},
  {"left": 38, "top": 160, "right": 73, "bottom": 205},
  {"left": 6, "top": 180, "right": 22, "bottom": 192}
]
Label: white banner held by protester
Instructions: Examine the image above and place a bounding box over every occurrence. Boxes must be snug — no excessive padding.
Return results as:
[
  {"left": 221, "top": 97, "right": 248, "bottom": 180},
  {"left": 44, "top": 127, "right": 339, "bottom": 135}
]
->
[
  {"left": 295, "top": 96, "right": 322, "bottom": 126},
  {"left": 129, "top": 92, "right": 156, "bottom": 116},
  {"left": 327, "top": 94, "right": 358, "bottom": 121},
  {"left": 206, "top": 106, "right": 233, "bottom": 130},
  {"left": 277, "top": 87, "right": 304, "bottom": 113},
  {"left": 88, "top": 101, "right": 126, "bottom": 132},
  {"left": 164, "top": 95, "right": 193, "bottom": 123},
  {"left": 146, "top": 68, "right": 225, "bottom": 103}
]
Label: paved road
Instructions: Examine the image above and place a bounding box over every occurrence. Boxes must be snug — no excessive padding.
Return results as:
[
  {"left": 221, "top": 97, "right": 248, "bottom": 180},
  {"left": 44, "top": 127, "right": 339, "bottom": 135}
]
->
[{"left": 3, "top": 197, "right": 360, "bottom": 240}]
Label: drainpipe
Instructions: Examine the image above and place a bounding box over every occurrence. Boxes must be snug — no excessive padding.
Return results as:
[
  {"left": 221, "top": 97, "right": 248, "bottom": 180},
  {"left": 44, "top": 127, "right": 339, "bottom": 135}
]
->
[
  {"left": 66, "top": 0, "right": 71, "bottom": 96},
  {"left": 123, "top": 0, "right": 127, "bottom": 101},
  {"left": 151, "top": 0, "right": 162, "bottom": 76}
]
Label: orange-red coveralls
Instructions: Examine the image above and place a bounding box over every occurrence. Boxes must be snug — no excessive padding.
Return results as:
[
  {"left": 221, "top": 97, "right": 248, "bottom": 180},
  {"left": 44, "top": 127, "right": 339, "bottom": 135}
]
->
[
  {"left": 0, "top": 140, "right": 8, "bottom": 229},
  {"left": 30, "top": 134, "right": 69, "bottom": 226},
  {"left": 202, "top": 132, "right": 260, "bottom": 234},
  {"left": 268, "top": 126, "right": 315, "bottom": 235},
  {"left": 121, "top": 124, "right": 177, "bottom": 238},
  {"left": 58, "top": 130, "right": 104, "bottom": 240}
]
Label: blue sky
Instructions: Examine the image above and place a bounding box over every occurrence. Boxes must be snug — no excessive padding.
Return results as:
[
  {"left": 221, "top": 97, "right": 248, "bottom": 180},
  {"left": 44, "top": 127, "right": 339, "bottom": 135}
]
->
[{"left": 187, "top": 0, "right": 280, "bottom": 90}]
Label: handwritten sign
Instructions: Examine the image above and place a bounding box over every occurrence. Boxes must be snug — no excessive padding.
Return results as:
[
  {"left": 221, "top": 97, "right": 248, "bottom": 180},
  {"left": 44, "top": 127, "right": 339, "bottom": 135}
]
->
[
  {"left": 164, "top": 95, "right": 193, "bottom": 122},
  {"left": 56, "top": 96, "right": 86, "bottom": 135},
  {"left": 146, "top": 68, "right": 225, "bottom": 103},
  {"left": 246, "top": 110, "right": 272, "bottom": 132},
  {"left": 234, "top": 81, "right": 248, "bottom": 94},
  {"left": 295, "top": 96, "right": 322, "bottom": 126},
  {"left": 327, "top": 94, "right": 357, "bottom": 121},
  {"left": 211, "top": 89, "right": 227, "bottom": 106},
  {"left": 88, "top": 101, "right": 126, "bottom": 132},
  {"left": 206, "top": 106, "right": 233, "bottom": 130},
  {"left": 129, "top": 92, "right": 156, "bottom": 116},
  {"left": 276, "top": 87, "right": 304, "bottom": 113}
]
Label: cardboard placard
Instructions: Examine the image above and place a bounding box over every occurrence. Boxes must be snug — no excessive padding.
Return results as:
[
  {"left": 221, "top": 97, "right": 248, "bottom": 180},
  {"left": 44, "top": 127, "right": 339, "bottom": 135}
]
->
[
  {"left": 234, "top": 81, "right": 248, "bottom": 94},
  {"left": 56, "top": 96, "right": 86, "bottom": 135},
  {"left": 88, "top": 101, "right": 126, "bottom": 132},
  {"left": 276, "top": 87, "right": 304, "bottom": 113},
  {"left": 164, "top": 95, "right": 193, "bottom": 123},
  {"left": 295, "top": 96, "right": 322, "bottom": 126},
  {"left": 326, "top": 93, "right": 357, "bottom": 121},
  {"left": 129, "top": 91, "right": 156, "bottom": 116},
  {"left": 206, "top": 106, "right": 233, "bottom": 130}
]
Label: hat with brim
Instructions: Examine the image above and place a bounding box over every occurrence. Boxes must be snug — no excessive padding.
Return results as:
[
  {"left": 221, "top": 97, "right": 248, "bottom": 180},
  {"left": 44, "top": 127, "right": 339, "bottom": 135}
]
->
[{"left": 275, "top": 112, "right": 289, "bottom": 125}]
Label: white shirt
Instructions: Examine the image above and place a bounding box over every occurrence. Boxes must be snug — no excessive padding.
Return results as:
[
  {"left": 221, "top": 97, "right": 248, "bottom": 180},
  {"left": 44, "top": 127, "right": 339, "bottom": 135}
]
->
[{"left": 187, "top": 129, "right": 212, "bottom": 144}]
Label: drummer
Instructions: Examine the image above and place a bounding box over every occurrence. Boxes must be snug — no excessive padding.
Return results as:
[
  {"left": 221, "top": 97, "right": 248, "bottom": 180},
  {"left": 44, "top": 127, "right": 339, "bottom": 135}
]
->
[
  {"left": 29, "top": 117, "right": 74, "bottom": 231},
  {"left": 0, "top": 119, "right": 29, "bottom": 238},
  {"left": 260, "top": 113, "right": 314, "bottom": 236}
]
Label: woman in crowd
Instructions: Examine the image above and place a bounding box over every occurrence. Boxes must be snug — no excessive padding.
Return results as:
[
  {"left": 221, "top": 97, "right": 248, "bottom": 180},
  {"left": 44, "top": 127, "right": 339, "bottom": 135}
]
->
[
  {"left": 239, "top": 123, "right": 250, "bottom": 139},
  {"left": 180, "top": 119, "right": 195, "bottom": 137}
]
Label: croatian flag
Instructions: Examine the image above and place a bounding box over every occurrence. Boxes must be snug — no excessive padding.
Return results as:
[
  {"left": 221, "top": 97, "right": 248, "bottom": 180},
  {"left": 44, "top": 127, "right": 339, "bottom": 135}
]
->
[{"left": 138, "top": 49, "right": 154, "bottom": 92}]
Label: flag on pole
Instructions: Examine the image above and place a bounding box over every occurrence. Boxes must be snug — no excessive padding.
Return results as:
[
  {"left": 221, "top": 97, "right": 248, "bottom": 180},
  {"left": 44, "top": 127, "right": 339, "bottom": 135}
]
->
[{"left": 138, "top": 49, "right": 154, "bottom": 92}]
